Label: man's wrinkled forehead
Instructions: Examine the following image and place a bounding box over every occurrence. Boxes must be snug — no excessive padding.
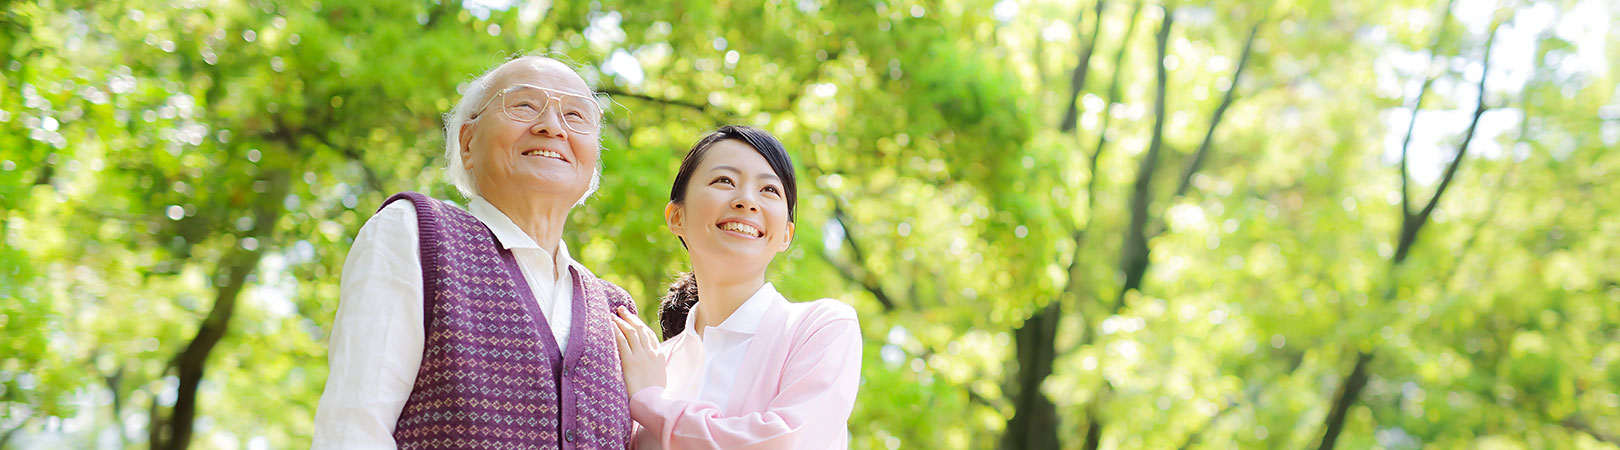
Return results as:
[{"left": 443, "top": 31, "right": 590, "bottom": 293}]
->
[{"left": 486, "top": 57, "right": 591, "bottom": 97}]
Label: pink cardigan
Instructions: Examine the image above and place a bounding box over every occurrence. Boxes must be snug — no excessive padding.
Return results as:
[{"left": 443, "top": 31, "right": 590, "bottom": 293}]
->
[{"left": 629, "top": 295, "right": 863, "bottom": 449}]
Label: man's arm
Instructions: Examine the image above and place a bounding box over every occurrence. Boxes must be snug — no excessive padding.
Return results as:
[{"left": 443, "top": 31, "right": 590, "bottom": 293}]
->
[{"left": 312, "top": 201, "right": 425, "bottom": 449}]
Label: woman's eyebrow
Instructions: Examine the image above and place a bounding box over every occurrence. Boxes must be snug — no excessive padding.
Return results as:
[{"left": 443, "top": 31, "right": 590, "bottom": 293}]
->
[
  {"left": 709, "top": 165, "right": 781, "bottom": 183},
  {"left": 707, "top": 165, "right": 742, "bottom": 175}
]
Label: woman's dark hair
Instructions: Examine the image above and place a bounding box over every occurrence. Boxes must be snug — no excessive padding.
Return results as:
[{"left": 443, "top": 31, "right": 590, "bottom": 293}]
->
[{"left": 658, "top": 125, "right": 797, "bottom": 339}]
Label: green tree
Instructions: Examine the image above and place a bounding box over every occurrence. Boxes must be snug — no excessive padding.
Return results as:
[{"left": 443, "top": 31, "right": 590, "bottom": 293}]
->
[{"left": 2, "top": 0, "right": 1616, "bottom": 448}]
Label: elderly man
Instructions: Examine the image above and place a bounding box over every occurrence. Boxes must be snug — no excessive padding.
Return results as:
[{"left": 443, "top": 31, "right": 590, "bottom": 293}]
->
[{"left": 313, "top": 55, "right": 637, "bottom": 449}]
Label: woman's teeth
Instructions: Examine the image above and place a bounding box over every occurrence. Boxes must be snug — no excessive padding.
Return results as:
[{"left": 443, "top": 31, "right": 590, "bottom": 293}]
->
[{"left": 720, "top": 222, "right": 761, "bottom": 237}]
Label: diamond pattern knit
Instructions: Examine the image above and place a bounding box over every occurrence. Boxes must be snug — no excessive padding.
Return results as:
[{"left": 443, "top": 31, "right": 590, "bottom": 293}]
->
[{"left": 384, "top": 192, "right": 636, "bottom": 449}]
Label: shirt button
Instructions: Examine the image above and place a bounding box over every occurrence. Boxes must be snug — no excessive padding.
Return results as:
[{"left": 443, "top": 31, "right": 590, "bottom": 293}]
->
[{"left": 564, "top": 430, "right": 577, "bottom": 442}]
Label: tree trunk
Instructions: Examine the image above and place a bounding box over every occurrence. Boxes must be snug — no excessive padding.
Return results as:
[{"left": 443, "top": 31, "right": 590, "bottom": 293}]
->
[
  {"left": 1002, "top": 301, "right": 1062, "bottom": 450},
  {"left": 151, "top": 170, "right": 288, "bottom": 450},
  {"left": 105, "top": 366, "right": 127, "bottom": 448},
  {"left": 154, "top": 248, "right": 262, "bottom": 450},
  {"left": 1115, "top": 7, "right": 1174, "bottom": 308},
  {"left": 1316, "top": 351, "right": 1372, "bottom": 450}
]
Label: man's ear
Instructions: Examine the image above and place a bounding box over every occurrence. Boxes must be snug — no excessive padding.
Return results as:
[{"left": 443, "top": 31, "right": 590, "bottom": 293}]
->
[
  {"left": 665, "top": 202, "right": 684, "bottom": 236},
  {"left": 459, "top": 122, "right": 476, "bottom": 168},
  {"left": 778, "top": 221, "right": 795, "bottom": 252}
]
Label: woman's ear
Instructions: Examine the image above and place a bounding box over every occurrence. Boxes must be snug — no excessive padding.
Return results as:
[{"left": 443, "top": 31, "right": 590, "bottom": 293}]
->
[
  {"left": 459, "top": 122, "right": 476, "bottom": 169},
  {"left": 777, "top": 222, "right": 795, "bottom": 252},
  {"left": 665, "top": 202, "right": 684, "bottom": 237}
]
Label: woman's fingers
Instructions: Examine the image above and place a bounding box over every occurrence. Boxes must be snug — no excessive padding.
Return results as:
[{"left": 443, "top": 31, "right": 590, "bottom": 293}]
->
[
  {"left": 618, "top": 308, "right": 657, "bottom": 344},
  {"left": 624, "top": 308, "right": 652, "bottom": 330},
  {"left": 612, "top": 313, "right": 638, "bottom": 343},
  {"left": 637, "top": 318, "right": 659, "bottom": 348},
  {"left": 612, "top": 319, "right": 632, "bottom": 358},
  {"left": 614, "top": 306, "right": 657, "bottom": 350},
  {"left": 615, "top": 315, "right": 645, "bottom": 350},
  {"left": 623, "top": 317, "right": 647, "bottom": 351},
  {"left": 607, "top": 307, "right": 668, "bottom": 393}
]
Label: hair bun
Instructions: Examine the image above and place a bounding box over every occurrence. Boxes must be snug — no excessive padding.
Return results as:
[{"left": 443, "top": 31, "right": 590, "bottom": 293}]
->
[{"left": 657, "top": 272, "right": 700, "bottom": 340}]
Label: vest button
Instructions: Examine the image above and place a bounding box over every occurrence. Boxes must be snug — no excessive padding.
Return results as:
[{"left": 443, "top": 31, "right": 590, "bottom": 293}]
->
[{"left": 564, "top": 429, "right": 577, "bottom": 442}]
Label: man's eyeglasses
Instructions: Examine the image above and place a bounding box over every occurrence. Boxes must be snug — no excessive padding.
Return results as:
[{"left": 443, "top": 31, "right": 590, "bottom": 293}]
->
[{"left": 474, "top": 84, "right": 602, "bottom": 135}]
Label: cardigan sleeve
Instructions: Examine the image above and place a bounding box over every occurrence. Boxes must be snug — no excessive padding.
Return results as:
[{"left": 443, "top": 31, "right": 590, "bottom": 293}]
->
[
  {"left": 604, "top": 281, "right": 639, "bottom": 316},
  {"left": 628, "top": 301, "right": 862, "bottom": 449}
]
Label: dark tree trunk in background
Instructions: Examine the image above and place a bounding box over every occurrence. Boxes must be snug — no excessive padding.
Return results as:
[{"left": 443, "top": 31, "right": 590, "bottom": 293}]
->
[
  {"left": 1002, "top": 302, "right": 1062, "bottom": 450},
  {"left": 150, "top": 170, "right": 288, "bottom": 450}
]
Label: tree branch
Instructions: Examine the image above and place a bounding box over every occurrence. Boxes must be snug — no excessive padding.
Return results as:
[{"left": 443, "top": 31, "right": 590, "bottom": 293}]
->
[
  {"left": 599, "top": 87, "right": 731, "bottom": 124},
  {"left": 814, "top": 198, "right": 899, "bottom": 312},
  {"left": 1395, "top": 21, "right": 1499, "bottom": 264},
  {"left": 1074, "top": 10, "right": 1172, "bottom": 450},
  {"left": 1318, "top": 20, "right": 1502, "bottom": 450},
  {"left": 1072, "top": 0, "right": 1143, "bottom": 244},
  {"left": 1058, "top": 2, "right": 1143, "bottom": 333},
  {"left": 1114, "top": 5, "right": 1174, "bottom": 310},
  {"left": 309, "top": 130, "right": 385, "bottom": 193},
  {"left": 1560, "top": 415, "right": 1618, "bottom": 444},
  {"left": 1177, "top": 384, "right": 1262, "bottom": 450},
  {"left": 1145, "top": 14, "right": 1265, "bottom": 240},
  {"left": 818, "top": 247, "right": 898, "bottom": 312},
  {"left": 1399, "top": 0, "right": 1458, "bottom": 220},
  {"left": 1170, "top": 17, "right": 1263, "bottom": 200},
  {"left": 0, "top": 415, "right": 25, "bottom": 449},
  {"left": 1059, "top": 0, "right": 1109, "bottom": 132},
  {"left": 1432, "top": 17, "right": 1543, "bottom": 294}
]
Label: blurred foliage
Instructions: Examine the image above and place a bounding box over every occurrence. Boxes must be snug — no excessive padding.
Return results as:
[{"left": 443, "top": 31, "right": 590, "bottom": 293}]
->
[{"left": 1, "top": 0, "right": 1617, "bottom": 448}]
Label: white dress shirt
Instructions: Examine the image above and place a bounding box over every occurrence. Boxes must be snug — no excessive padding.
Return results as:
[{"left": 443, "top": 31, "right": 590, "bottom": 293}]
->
[
  {"left": 312, "top": 195, "right": 583, "bottom": 449},
  {"left": 662, "top": 283, "right": 778, "bottom": 407}
]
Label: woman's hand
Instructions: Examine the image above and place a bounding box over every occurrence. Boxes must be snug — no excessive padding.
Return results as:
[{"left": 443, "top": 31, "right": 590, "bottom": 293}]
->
[{"left": 611, "top": 306, "right": 668, "bottom": 396}]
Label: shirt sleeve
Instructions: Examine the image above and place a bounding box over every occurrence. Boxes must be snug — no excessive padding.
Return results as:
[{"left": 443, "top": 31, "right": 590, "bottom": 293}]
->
[
  {"left": 312, "top": 201, "right": 425, "bottom": 449},
  {"left": 628, "top": 311, "right": 863, "bottom": 449}
]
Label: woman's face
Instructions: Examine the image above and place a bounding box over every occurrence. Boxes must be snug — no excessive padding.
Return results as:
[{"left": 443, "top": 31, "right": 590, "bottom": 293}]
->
[
  {"left": 460, "top": 60, "right": 600, "bottom": 204},
  {"left": 667, "top": 140, "right": 794, "bottom": 280}
]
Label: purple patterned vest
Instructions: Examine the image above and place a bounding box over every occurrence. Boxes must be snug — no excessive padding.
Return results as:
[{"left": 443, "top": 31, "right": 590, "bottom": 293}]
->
[{"left": 383, "top": 192, "right": 635, "bottom": 449}]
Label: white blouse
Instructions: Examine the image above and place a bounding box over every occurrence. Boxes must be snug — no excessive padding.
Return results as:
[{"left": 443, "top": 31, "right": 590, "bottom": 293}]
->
[
  {"left": 311, "top": 196, "right": 583, "bottom": 449},
  {"left": 631, "top": 282, "right": 863, "bottom": 449},
  {"left": 662, "top": 283, "right": 779, "bottom": 407}
]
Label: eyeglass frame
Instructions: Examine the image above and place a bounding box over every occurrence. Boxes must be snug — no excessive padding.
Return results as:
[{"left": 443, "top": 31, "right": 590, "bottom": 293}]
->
[{"left": 471, "top": 83, "right": 603, "bottom": 135}]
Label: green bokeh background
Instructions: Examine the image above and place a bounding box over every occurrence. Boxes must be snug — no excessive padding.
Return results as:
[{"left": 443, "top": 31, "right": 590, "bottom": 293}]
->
[{"left": 2, "top": 0, "right": 1617, "bottom": 448}]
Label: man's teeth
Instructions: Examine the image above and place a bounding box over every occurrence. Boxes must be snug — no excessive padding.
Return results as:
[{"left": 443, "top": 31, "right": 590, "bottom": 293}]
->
[
  {"left": 523, "top": 149, "right": 563, "bottom": 159},
  {"left": 720, "top": 222, "right": 760, "bottom": 237}
]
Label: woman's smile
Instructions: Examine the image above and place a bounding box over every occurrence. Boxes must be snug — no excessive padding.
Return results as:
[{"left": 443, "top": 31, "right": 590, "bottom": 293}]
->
[{"left": 717, "top": 218, "right": 764, "bottom": 239}]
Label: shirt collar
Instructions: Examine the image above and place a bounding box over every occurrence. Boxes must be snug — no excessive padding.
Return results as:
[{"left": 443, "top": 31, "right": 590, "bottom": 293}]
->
[
  {"left": 684, "top": 282, "right": 780, "bottom": 336},
  {"left": 466, "top": 195, "right": 580, "bottom": 273}
]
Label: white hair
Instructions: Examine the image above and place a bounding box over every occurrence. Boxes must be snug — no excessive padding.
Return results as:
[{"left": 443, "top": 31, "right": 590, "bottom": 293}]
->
[{"left": 443, "top": 54, "right": 604, "bottom": 206}]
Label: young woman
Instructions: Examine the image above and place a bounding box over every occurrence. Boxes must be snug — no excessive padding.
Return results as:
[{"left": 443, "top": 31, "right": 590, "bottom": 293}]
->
[{"left": 610, "top": 126, "right": 863, "bottom": 449}]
